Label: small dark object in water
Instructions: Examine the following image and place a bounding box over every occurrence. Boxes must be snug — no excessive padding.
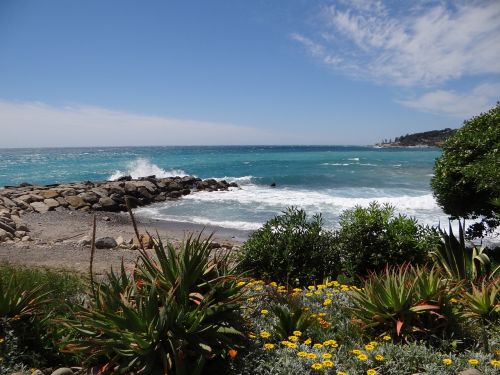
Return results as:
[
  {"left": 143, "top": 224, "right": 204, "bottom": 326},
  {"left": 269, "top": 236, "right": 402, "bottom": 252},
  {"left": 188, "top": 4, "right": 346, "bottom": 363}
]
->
[{"left": 270, "top": 182, "right": 276, "bottom": 187}]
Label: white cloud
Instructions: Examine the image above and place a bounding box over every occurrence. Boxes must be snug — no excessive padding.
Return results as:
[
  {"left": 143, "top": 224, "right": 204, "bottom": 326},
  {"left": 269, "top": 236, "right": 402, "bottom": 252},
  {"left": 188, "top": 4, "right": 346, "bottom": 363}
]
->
[
  {"left": 292, "top": 1, "right": 500, "bottom": 86},
  {"left": 0, "top": 101, "right": 302, "bottom": 148},
  {"left": 397, "top": 82, "right": 500, "bottom": 117}
]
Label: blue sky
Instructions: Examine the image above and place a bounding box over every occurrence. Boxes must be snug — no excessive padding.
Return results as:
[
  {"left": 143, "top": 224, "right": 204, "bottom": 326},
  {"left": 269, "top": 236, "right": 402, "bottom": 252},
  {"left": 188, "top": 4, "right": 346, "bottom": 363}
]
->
[{"left": 0, "top": 0, "right": 499, "bottom": 147}]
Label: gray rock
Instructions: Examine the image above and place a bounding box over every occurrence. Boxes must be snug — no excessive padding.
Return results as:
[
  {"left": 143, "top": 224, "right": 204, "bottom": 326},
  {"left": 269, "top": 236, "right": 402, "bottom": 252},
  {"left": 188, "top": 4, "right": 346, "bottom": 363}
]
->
[
  {"left": 64, "top": 195, "right": 86, "bottom": 208},
  {"left": 95, "top": 236, "right": 118, "bottom": 249},
  {"left": 44, "top": 198, "right": 60, "bottom": 209},
  {"left": 56, "top": 196, "right": 69, "bottom": 207},
  {"left": 457, "top": 369, "right": 482, "bottom": 375},
  {"left": 102, "top": 216, "right": 111, "bottom": 221},
  {"left": 51, "top": 368, "right": 74, "bottom": 375},
  {"left": 16, "top": 224, "right": 29, "bottom": 232},
  {"left": 14, "top": 230, "right": 27, "bottom": 238},
  {"left": 99, "top": 197, "right": 119, "bottom": 211},
  {"left": 39, "top": 190, "right": 59, "bottom": 199},
  {"left": 21, "top": 235, "right": 31, "bottom": 242},
  {"left": 79, "top": 192, "right": 99, "bottom": 204},
  {"left": 30, "top": 201, "right": 50, "bottom": 213},
  {"left": 91, "top": 187, "right": 109, "bottom": 198},
  {"left": 0, "top": 220, "right": 15, "bottom": 233},
  {"left": 116, "top": 235, "right": 124, "bottom": 246},
  {"left": 168, "top": 191, "right": 182, "bottom": 199},
  {"left": 0, "top": 228, "right": 13, "bottom": 241}
]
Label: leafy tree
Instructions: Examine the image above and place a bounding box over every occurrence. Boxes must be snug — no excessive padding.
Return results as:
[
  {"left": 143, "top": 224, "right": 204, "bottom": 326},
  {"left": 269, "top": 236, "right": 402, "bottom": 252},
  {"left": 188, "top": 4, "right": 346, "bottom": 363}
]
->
[{"left": 431, "top": 103, "right": 500, "bottom": 237}]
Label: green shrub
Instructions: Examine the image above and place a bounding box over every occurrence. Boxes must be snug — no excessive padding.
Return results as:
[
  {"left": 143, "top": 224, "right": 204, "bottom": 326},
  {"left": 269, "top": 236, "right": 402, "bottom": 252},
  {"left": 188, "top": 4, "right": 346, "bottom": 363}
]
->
[
  {"left": 64, "top": 234, "right": 246, "bottom": 374},
  {"left": 431, "top": 103, "right": 500, "bottom": 238},
  {"left": 237, "top": 207, "right": 340, "bottom": 286},
  {"left": 335, "top": 202, "right": 439, "bottom": 277}
]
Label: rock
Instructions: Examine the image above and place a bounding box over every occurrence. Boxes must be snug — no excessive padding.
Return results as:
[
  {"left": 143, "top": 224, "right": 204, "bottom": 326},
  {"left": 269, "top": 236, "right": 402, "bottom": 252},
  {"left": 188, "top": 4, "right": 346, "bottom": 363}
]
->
[
  {"left": 56, "top": 196, "right": 69, "bottom": 207},
  {"left": 32, "top": 370, "right": 44, "bottom": 375},
  {"left": 116, "top": 236, "right": 124, "bottom": 246},
  {"left": 39, "top": 190, "right": 59, "bottom": 199},
  {"left": 208, "top": 242, "right": 221, "bottom": 250},
  {"left": 137, "top": 187, "right": 153, "bottom": 200},
  {"left": 102, "top": 216, "right": 111, "bottom": 221},
  {"left": 116, "top": 175, "right": 132, "bottom": 181},
  {"left": 124, "top": 182, "right": 137, "bottom": 194},
  {"left": 0, "top": 220, "right": 15, "bottom": 234},
  {"left": 65, "top": 195, "right": 86, "bottom": 208},
  {"left": 30, "top": 201, "right": 50, "bottom": 213},
  {"left": 0, "top": 228, "right": 13, "bottom": 241},
  {"left": 91, "top": 187, "right": 109, "bottom": 198},
  {"left": 18, "top": 194, "right": 34, "bottom": 203},
  {"left": 18, "top": 182, "right": 32, "bottom": 187},
  {"left": 51, "top": 368, "right": 74, "bottom": 375},
  {"left": 44, "top": 198, "right": 60, "bottom": 209},
  {"left": 168, "top": 191, "right": 182, "bottom": 199},
  {"left": 79, "top": 192, "right": 99, "bottom": 204},
  {"left": 457, "top": 370, "right": 482, "bottom": 375},
  {"left": 95, "top": 236, "right": 118, "bottom": 249},
  {"left": 15, "top": 231, "right": 27, "bottom": 238},
  {"left": 77, "top": 236, "right": 91, "bottom": 247},
  {"left": 22, "top": 235, "right": 31, "bottom": 242},
  {"left": 99, "top": 197, "right": 119, "bottom": 211},
  {"left": 16, "top": 224, "right": 29, "bottom": 232}
]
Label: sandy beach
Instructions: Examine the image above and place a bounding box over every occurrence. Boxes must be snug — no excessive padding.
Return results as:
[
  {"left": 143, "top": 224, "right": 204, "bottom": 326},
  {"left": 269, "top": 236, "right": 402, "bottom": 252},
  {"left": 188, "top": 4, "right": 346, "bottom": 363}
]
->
[{"left": 0, "top": 209, "right": 250, "bottom": 274}]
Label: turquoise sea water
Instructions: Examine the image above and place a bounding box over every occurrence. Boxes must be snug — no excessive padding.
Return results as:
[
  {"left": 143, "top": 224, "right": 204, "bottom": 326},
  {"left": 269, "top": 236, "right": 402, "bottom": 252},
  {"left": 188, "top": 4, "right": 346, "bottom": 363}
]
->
[{"left": 0, "top": 146, "right": 445, "bottom": 230}]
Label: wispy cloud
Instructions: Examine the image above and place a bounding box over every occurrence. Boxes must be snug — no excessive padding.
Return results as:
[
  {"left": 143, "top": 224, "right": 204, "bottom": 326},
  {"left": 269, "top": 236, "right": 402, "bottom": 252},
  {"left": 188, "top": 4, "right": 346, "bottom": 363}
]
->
[
  {"left": 397, "top": 82, "right": 500, "bottom": 118},
  {"left": 292, "top": 1, "right": 500, "bottom": 87},
  {"left": 0, "top": 101, "right": 302, "bottom": 148}
]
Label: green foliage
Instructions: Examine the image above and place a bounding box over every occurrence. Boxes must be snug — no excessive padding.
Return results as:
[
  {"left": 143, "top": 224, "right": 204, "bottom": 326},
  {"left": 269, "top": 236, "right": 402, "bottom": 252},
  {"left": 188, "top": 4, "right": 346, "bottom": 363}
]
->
[
  {"left": 432, "top": 221, "right": 499, "bottom": 281},
  {"left": 350, "top": 266, "right": 458, "bottom": 340},
  {"left": 0, "top": 264, "right": 86, "bottom": 373},
  {"left": 271, "top": 302, "right": 314, "bottom": 340},
  {"left": 335, "top": 202, "right": 439, "bottom": 277},
  {"left": 431, "top": 103, "right": 500, "bottom": 237},
  {"left": 65, "top": 234, "right": 246, "bottom": 375},
  {"left": 238, "top": 207, "right": 340, "bottom": 285}
]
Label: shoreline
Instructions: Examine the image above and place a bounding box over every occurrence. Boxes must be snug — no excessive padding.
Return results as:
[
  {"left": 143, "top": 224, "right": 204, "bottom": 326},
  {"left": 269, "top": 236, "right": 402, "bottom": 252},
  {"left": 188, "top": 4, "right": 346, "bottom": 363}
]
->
[{"left": 0, "top": 209, "right": 250, "bottom": 274}]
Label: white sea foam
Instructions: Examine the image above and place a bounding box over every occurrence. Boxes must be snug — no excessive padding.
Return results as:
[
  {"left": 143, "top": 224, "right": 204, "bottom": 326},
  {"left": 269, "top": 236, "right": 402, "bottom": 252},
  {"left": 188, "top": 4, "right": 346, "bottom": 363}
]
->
[
  {"left": 215, "top": 175, "right": 254, "bottom": 184},
  {"left": 321, "top": 163, "right": 350, "bottom": 166},
  {"left": 348, "top": 157, "right": 360, "bottom": 161},
  {"left": 108, "top": 158, "right": 187, "bottom": 180}
]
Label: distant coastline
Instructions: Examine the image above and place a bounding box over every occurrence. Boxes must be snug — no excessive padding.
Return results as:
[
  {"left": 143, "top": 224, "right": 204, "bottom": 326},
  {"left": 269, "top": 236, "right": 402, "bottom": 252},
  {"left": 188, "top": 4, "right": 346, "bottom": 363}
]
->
[{"left": 374, "top": 128, "right": 457, "bottom": 148}]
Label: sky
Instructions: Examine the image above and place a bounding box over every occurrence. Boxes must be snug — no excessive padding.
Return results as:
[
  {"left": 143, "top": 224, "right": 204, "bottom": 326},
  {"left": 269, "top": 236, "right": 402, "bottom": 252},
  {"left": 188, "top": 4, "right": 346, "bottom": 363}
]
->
[{"left": 0, "top": 0, "right": 499, "bottom": 147}]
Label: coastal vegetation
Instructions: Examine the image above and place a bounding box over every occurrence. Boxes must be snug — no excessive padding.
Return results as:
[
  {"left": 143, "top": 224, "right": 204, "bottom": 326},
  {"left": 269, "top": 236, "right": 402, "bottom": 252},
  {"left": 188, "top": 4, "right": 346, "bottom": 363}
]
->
[
  {"left": 375, "top": 128, "right": 456, "bottom": 148},
  {"left": 431, "top": 103, "right": 500, "bottom": 238},
  {"left": 1, "top": 107, "right": 499, "bottom": 374}
]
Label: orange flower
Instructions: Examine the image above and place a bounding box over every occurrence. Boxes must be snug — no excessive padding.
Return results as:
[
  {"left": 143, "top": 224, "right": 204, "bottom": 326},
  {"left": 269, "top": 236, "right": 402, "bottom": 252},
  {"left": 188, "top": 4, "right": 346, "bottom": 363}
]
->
[{"left": 228, "top": 349, "right": 238, "bottom": 359}]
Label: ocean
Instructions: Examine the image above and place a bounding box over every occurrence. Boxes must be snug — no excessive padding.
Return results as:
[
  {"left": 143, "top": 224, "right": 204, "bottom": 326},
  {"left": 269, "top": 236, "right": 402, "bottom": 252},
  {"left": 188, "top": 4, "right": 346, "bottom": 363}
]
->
[{"left": 0, "top": 146, "right": 446, "bottom": 230}]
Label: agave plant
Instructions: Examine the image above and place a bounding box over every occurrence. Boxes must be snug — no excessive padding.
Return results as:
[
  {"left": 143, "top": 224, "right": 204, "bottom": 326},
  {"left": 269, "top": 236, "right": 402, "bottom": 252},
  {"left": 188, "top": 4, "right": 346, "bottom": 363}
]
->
[
  {"left": 432, "top": 221, "right": 498, "bottom": 281},
  {"left": 0, "top": 274, "right": 49, "bottom": 318},
  {"left": 350, "top": 265, "right": 457, "bottom": 340},
  {"left": 64, "top": 233, "right": 246, "bottom": 375},
  {"left": 462, "top": 280, "right": 500, "bottom": 351},
  {"left": 271, "top": 302, "right": 314, "bottom": 340}
]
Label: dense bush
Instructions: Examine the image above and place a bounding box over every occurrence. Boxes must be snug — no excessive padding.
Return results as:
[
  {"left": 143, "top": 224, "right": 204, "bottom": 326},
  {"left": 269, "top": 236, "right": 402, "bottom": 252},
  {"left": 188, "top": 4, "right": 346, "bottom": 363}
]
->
[
  {"left": 0, "top": 264, "right": 85, "bottom": 373},
  {"left": 237, "top": 207, "right": 340, "bottom": 285},
  {"left": 335, "top": 202, "right": 439, "bottom": 277},
  {"left": 431, "top": 103, "right": 500, "bottom": 238}
]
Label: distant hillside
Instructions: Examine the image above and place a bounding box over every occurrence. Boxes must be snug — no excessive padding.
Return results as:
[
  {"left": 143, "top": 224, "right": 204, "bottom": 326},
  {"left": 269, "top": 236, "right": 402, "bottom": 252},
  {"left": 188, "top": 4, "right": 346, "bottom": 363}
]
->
[{"left": 375, "top": 128, "right": 457, "bottom": 148}]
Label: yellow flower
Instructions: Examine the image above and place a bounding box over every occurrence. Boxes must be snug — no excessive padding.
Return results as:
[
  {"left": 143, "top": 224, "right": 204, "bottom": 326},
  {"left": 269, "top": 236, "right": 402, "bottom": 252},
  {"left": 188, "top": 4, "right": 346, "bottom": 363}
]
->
[
  {"left": 495, "top": 349, "right": 500, "bottom": 356},
  {"left": 337, "top": 372, "right": 347, "bottom": 375},
  {"left": 304, "top": 338, "right": 312, "bottom": 345},
  {"left": 261, "top": 309, "right": 269, "bottom": 315},
  {"left": 0, "top": 338, "right": 4, "bottom": 344},
  {"left": 442, "top": 358, "right": 453, "bottom": 365},
  {"left": 293, "top": 288, "right": 302, "bottom": 293},
  {"left": 313, "top": 343, "right": 324, "bottom": 349},
  {"left": 297, "top": 351, "right": 308, "bottom": 357},
  {"left": 450, "top": 298, "right": 458, "bottom": 304},
  {"left": 367, "top": 370, "right": 377, "bottom": 375},
  {"left": 382, "top": 335, "right": 391, "bottom": 341},
  {"left": 288, "top": 335, "right": 299, "bottom": 342},
  {"left": 281, "top": 340, "right": 292, "bottom": 346},
  {"left": 364, "top": 344, "right": 375, "bottom": 351},
  {"left": 237, "top": 281, "right": 246, "bottom": 286},
  {"left": 30, "top": 369, "right": 37, "bottom": 374},
  {"left": 357, "top": 354, "right": 368, "bottom": 361},
  {"left": 293, "top": 330, "right": 302, "bottom": 337},
  {"left": 307, "top": 353, "right": 318, "bottom": 359},
  {"left": 324, "top": 339, "right": 338, "bottom": 347},
  {"left": 260, "top": 331, "right": 271, "bottom": 339},
  {"left": 323, "top": 299, "right": 332, "bottom": 306},
  {"left": 305, "top": 292, "right": 313, "bottom": 297},
  {"left": 351, "top": 349, "right": 362, "bottom": 355},
  {"left": 287, "top": 343, "right": 298, "bottom": 349},
  {"left": 322, "top": 353, "right": 332, "bottom": 359},
  {"left": 317, "top": 284, "right": 326, "bottom": 289},
  {"left": 269, "top": 282, "right": 277, "bottom": 287},
  {"left": 318, "top": 312, "right": 327, "bottom": 317},
  {"left": 322, "top": 360, "right": 334, "bottom": 367},
  {"left": 468, "top": 359, "right": 479, "bottom": 365},
  {"left": 369, "top": 341, "right": 378, "bottom": 347},
  {"left": 314, "top": 291, "right": 321, "bottom": 295},
  {"left": 375, "top": 354, "right": 384, "bottom": 361},
  {"left": 254, "top": 286, "right": 263, "bottom": 291},
  {"left": 311, "top": 363, "right": 323, "bottom": 370},
  {"left": 264, "top": 343, "right": 275, "bottom": 350},
  {"left": 490, "top": 359, "right": 500, "bottom": 367},
  {"left": 308, "top": 285, "right": 316, "bottom": 290}
]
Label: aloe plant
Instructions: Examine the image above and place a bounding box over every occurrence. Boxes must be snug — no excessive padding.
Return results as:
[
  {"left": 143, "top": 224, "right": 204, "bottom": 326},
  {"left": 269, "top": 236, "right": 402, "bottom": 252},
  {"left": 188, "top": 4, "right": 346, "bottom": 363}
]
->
[
  {"left": 271, "top": 302, "right": 314, "bottom": 340},
  {"left": 65, "top": 234, "right": 246, "bottom": 375},
  {"left": 432, "top": 221, "right": 498, "bottom": 281}
]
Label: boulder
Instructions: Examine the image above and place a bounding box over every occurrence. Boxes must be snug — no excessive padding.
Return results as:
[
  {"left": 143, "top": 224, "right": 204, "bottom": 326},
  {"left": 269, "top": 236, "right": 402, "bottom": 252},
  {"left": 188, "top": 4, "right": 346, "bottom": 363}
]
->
[
  {"left": 14, "top": 231, "right": 27, "bottom": 238},
  {"left": 0, "top": 228, "right": 13, "bottom": 241},
  {"left": 79, "top": 192, "right": 99, "bottom": 204},
  {"left": 39, "top": 190, "right": 59, "bottom": 199},
  {"left": 91, "top": 187, "right": 110, "bottom": 198},
  {"left": 137, "top": 187, "right": 153, "bottom": 200},
  {"left": 51, "top": 368, "right": 74, "bottom": 375},
  {"left": 168, "top": 191, "right": 182, "bottom": 199},
  {"left": 29, "top": 194, "right": 45, "bottom": 202},
  {"left": 44, "top": 198, "right": 60, "bottom": 209},
  {"left": 99, "top": 197, "right": 120, "bottom": 211},
  {"left": 56, "top": 197, "right": 69, "bottom": 207},
  {"left": 124, "top": 182, "right": 138, "bottom": 194},
  {"left": 77, "top": 236, "right": 91, "bottom": 247},
  {"left": 30, "top": 201, "right": 50, "bottom": 213},
  {"left": 22, "top": 235, "right": 31, "bottom": 242},
  {"left": 95, "top": 236, "right": 118, "bottom": 249},
  {"left": 116, "top": 175, "right": 132, "bottom": 181},
  {"left": 65, "top": 195, "right": 86, "bottom": 208}
]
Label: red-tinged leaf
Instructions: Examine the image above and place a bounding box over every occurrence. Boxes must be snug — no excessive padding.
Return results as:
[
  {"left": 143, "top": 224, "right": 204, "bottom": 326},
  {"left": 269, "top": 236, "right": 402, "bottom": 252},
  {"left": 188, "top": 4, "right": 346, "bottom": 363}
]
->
[{"left": 396, "top": 319, "right": 403, "bottom": 336}]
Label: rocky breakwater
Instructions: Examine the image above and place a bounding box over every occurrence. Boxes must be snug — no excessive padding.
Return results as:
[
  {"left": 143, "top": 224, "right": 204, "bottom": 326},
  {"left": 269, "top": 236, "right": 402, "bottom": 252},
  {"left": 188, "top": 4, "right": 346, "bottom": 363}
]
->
[{"left": 0, "top": 175, "right": 238, "bottom": 243}]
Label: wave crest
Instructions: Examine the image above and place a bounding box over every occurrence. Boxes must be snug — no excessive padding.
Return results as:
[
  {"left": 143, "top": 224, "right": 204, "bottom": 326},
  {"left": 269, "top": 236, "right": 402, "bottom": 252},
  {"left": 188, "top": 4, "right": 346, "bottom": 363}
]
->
[{"left": 108, "top": 158, "right": 187, "bottom": 180}]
